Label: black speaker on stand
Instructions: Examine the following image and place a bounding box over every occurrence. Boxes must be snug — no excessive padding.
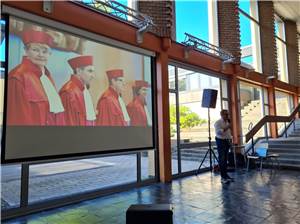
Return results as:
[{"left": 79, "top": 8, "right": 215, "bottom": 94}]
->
[{"left": 197, "top": 89, "right": 219, "bottom": 174}]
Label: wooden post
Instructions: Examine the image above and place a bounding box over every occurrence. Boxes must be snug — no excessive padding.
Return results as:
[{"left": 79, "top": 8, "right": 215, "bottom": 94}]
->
[
  {"left": 268, "top": 85, "right": 278, "bottom": 138},
  {"left": 293, "top": 94, "right": 299, "bottom": 118},
  {"left": 229, "top": 76, "right": 241, "bottom": 146},
  {"left": 156, "top": 51, "right": 172, "bottom": 183}
]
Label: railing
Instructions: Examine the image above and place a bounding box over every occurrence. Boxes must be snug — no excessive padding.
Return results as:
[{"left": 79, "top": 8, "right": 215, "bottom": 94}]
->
[
  {"left": 77, "top": 0, "right": 154, "bottom": 43},
  {"left": 245, "top": 103, "right": 300, "bottom": 153},
  {"left": 78, "top": 0, "right": 154, "bottom": 29},
  {"left": 182, "top": 33, "right": 235, "bottom": 61}
]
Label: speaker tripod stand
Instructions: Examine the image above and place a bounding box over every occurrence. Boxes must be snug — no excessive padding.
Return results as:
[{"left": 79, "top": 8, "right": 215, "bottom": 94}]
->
[{"left": 197, "top": 107, "right": 219, "bottom": 174}]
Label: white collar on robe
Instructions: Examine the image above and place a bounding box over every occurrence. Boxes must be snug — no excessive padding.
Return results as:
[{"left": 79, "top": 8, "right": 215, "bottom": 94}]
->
[
  {"left": 144, "top": 105, "right": 152, "bottom": 126},
  {"left": 118, "top": 95, "right": 130, "bottom": 123},
  {"left": 40, "top": 71, "right": 64, "bottom": 113},
  {"left": 83, "top": 86, "right": 96, "bottom": 121}
]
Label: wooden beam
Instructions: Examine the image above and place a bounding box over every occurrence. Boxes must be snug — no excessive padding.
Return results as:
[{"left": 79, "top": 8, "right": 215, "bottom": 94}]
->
[{"left": 156, "top": 52, "right": 172, "bottom": 183}]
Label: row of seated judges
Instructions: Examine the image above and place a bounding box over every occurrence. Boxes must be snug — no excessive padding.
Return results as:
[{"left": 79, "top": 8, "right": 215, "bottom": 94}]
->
[{"left": 7, "top": 30, "right": 152, "bottom": 127}]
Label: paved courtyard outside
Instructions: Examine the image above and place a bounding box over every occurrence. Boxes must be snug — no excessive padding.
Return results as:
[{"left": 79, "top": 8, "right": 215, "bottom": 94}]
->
[{"left": 1, "top": 153, "right": 212, "bottom": 210}]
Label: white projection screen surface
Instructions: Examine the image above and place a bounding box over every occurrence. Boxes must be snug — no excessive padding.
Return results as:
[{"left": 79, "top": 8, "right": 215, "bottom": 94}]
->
[{"left": 2, "top": 16, "right": 155, "bottom": 163}]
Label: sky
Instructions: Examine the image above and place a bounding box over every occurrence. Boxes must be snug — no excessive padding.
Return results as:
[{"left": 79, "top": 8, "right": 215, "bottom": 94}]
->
[{"left": 0, "top": 0, "right": 254, "bottom": 65}]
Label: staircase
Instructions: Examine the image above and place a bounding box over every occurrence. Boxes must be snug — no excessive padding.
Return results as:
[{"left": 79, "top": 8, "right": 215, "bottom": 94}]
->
[
  {"left": 267, "top": 119, "right": 300, "bottom": 170},
  {"left": 241, "top": 100, "right": 264, "bottom": 137},
  {"left": 172, "top": 147, "right": 217, "bottom": 162}
]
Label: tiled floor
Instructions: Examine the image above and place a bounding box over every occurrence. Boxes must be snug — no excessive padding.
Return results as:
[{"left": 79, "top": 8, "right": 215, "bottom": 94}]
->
[{"left": 3, "top": 169, "right": 300, "bottom": 224}]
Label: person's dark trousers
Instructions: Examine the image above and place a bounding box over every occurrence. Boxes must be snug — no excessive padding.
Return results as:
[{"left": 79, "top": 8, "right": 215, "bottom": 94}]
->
[{"left": 215, "top": 137, "right": 231, "bottom": 179}]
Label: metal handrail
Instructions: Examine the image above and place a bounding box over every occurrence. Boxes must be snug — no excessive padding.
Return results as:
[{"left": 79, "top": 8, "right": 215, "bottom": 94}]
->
[
  {"left": 245, "top": 104, "right": 300, "bottom": 142},
  {"left": 182, "top": 33, "right": 235, "bottom": 61},
  {"left": 245, "top": 103, "right": 300, "bottom": 153}
]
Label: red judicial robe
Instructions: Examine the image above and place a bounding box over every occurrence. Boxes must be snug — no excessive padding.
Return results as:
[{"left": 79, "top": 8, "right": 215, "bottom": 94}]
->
[
  {"left": 96, "top": 87, "right": 126, "bottom": 126},
  {"left": 127, "top": 96, "right": 148, "bottom": 126},
  {"left": 7, "top": 57, "right": 65, "bottom": 126},
  {"left": 59, "top": 75, "right": 94, "bottom": 126}
]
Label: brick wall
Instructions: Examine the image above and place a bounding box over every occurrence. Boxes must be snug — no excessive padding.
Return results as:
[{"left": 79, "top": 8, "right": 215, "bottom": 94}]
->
[
  {"left": 217, "top": 0, "right": 241, "bottom": 64},
  {"left": 285, "top": 20, "right": 299, "bottom": 86},
  {"left": 138, "top": 1, "right": 174, "bottom": 38},
  {"left": 258, "top": 1, "right": 277, "bottom": 77}
]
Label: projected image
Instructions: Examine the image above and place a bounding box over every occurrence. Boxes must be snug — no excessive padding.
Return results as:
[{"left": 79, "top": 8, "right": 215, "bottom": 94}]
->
[
  {"left": 3, "top": 16, "right": 154, "bottom": 163},
  {"left": 7, "top": 17, "right": 153, "bottom": 127}
]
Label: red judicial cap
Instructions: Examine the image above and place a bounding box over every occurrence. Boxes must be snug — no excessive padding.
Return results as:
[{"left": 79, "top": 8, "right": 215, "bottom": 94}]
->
[
  {"left": 68, "top": 55, "right": 93, "bottom": 70},
  {"left": 134, "top": 80, "right": 150, "bottom": 88},
  {"left": 106, "top": 69, "right": 124, "bottom": 80},
  {"left": 22, "top": 30, "right": 54, "bottom": 47}
]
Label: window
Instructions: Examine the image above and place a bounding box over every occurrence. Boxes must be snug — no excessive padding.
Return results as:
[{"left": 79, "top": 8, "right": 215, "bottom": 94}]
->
[
  {"left": 275, "top": 16, "right": 289, "bottom": 83},
  {"left": 0, "top": 18, "right": 5, "bottom": 126},
  {"left": 238, "top": 81, "right": 268, "bottom": 141},
  {"left": 28, "top": 155, "right": 138, "bottom": 204},
  {"left": 175, "top": 0, "right": 218, "bottom": 46},
  {"left": 239, "top": 0, "right": 262, "bottom": 72},
  {"left": 168, "top": 64, "right": 228, "bottom": 175},
  {"left": 275, "top": 90, "right": 293, "bottom": 131}
]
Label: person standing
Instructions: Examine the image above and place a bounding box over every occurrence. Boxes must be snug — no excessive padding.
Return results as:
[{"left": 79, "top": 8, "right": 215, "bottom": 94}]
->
[
  {"left": 127, "top": 80, "right": 152, "bottom": 126},
  {"left": 59, "top": 55, "right": 96, "bottom": 126},
  {"left": 96, "top": 69, "right": 130, "bottom": 126},
  {"left": 214, "top": 109, "right": 233, "bottom": 183},
  {"left": 7, "top": 29, "right": 65, "bottom": 125}
]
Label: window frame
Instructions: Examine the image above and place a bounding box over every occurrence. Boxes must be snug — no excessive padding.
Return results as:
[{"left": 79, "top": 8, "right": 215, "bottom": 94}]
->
[
  {"left": 275, "top": 15, "right": 289, "bottom": 83},
  {"left": 168, "top": 60, "right": 229, "bottom": 177},
  {"left": 238, "top": 0, "right": 262, "bottom": 73}
]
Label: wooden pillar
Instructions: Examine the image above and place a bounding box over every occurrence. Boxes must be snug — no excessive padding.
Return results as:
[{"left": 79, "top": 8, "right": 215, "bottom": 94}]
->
[
  {"left": 229, "top": 76, "right": 241, "bottom": 145},
  {"left": 268, "top": 85, "right": 278, "bottom": 138},
  {"left": 293, "top": 94, "right": 299, "bottom": 118},
  {"left": 156, "top": 51, "right": 172, "bottom": 183}
]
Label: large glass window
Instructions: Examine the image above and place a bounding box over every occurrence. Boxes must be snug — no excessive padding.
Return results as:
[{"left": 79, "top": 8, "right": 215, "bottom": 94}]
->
[
  {"left": 275, "top": 90, "right": 293, "bottom": 132},
  {"left": 168, "top": 65, "right": 179, "bottom": 175},
  {"left": 239, "top": 0, "right": 262, "bottom": 72},
  {"left": 275, "top": 16, "right": 289, "bottom": 83},
  {"left": 175, "top": 0, "right": 218, "bottom": 46},
  {"left": 275, "top": 91, "right": 293, "bottom": 116},
  {"left": 28, "top": 155, "right": 137, "bottom": 204},
  {"left": 168, "top": 64, "right": 228, "bottom": 175},
  {"left": 1, "top": 165, "right": 22, "bottom": 210},
  {"left": 238, "top": 81, "right": 268, "bottom": 141}
]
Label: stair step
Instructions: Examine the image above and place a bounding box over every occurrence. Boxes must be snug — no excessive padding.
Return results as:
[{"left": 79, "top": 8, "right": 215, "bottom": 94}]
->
[
  {"left": 278, "top": 163, "right": 300, "bottom": 170},
  {"left": 268, "top": 148, "right": 300, "bottom": 153},
  {"left": 268, "top": 141, "right": 300, "bottom": 145},
  {"left": 268, "top": 144, "right": 300, "bottom": 149},
  {"left": 267, "top": 153, "right": 300, "bottom": 159},
  {"left": 276, "top": 158, "right": 300, "bottom": 165}
]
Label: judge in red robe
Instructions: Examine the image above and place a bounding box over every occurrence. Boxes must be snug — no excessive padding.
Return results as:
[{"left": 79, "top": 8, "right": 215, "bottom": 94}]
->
[
  {"left": 59, "top": 55, "right": 96, "bottom": 126},
  {"left": 127, "top": 80, "right": 152, "bottom": 126},
  {"left": 7, "top": 30, "right": 65, "bottom": 126},
  {"left": 96, "top": 69, "right": 130, "bottom": 126}
]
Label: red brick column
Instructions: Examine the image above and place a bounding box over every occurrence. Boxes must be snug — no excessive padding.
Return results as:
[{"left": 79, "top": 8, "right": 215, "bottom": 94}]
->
[
  {"left": 217, "top": 0, "right": 241, "bottom": 64},
  {"left": 138, "top": 1, "right": 174, "bottom": 38},
  {"left": 285, "top": 20, "right": 299, "bottom": 86},
  {"left": 258, "top": 1, "right": 278, "bottom": 77}
]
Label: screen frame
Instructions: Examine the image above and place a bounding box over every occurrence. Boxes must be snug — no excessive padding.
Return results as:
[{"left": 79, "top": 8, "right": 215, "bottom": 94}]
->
[{"left": 1, "top": 11, "right": 158, "bottom": 164}]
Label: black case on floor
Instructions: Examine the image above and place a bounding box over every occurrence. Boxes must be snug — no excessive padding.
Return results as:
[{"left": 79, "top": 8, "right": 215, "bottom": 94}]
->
[{"left": 126, "top": 204, "right": 173, "bottom": 224}]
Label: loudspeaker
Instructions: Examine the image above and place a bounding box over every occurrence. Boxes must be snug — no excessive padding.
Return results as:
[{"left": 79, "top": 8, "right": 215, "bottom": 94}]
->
[
  {"left": 126, "top": 204, "right": 173, "bottom": 224},
  {"left": 201, "top": 89, "right": 218, "bottom": 108}
]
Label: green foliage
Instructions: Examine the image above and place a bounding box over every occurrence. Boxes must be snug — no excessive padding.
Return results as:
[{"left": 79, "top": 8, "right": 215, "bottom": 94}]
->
[{"left": 169, "top": 105, "right": 206, "bottom": 130}]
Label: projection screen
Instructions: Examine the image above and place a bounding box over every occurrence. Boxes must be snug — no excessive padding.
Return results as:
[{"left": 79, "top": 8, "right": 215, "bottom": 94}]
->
[{"left": 1, "top": 15, "right": 155, "bottom": 163}]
